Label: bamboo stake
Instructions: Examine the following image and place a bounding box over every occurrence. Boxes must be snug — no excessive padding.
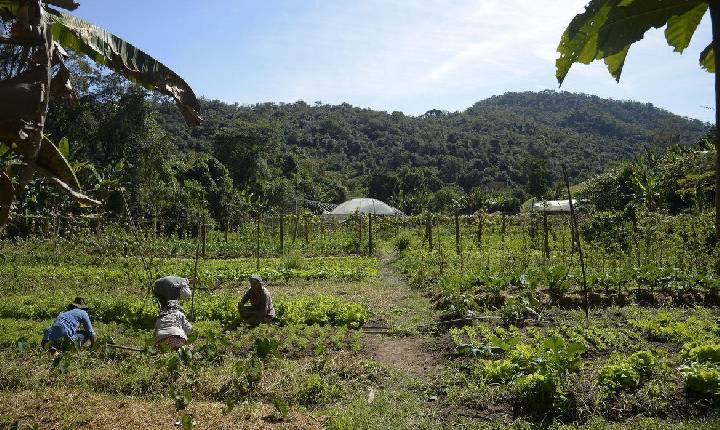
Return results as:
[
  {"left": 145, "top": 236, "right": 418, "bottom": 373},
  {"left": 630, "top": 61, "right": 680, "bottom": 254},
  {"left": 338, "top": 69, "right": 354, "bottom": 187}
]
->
[{"left": 563, "top": 164, "right": 589, "bottom": 320}]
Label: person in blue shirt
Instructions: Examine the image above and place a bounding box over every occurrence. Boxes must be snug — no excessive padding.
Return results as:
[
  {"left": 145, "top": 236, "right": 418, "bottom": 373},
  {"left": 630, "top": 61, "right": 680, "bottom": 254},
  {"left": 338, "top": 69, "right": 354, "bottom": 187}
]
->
[{"left": 41, "top": 297, "right": 96, "bottom": 351}]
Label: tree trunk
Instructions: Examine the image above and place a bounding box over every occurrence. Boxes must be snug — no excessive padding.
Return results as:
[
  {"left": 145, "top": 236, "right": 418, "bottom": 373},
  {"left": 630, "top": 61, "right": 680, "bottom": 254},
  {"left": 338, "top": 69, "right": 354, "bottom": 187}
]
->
[
  {"left": 18, "top": 1, "right": 52, "bottom": 193},
  {"left": 712, "top": 2, "right": 720, "bottom": 250}
]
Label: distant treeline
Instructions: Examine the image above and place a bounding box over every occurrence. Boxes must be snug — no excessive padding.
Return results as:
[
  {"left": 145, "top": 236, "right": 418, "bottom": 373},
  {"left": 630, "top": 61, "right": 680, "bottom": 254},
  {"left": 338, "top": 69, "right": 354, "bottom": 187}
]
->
[{"left": 9, "top": 59, "right": 708, "bottom": 234}]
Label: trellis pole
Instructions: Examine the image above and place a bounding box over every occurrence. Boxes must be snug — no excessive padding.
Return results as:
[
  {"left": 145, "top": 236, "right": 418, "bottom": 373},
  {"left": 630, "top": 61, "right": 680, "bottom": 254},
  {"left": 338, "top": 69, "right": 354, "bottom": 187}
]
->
[
  {"left": 255, "top": 214, "right": 261, "bottom": 271},
  {"left": 279, "top": 212, "right": 285, "bottom": 255},
  {"left": 368, "top": 213, "right": 374, "bottom": 255},
  {"left": 563, "top": 164, "right": 589, "bottom": 320}
]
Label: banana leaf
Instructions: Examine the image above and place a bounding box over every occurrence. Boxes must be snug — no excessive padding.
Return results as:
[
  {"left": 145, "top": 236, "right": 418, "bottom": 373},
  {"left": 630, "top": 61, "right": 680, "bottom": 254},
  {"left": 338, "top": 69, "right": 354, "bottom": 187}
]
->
[{"left": 47, "top": 9, "right": 202, "bottom": 125}]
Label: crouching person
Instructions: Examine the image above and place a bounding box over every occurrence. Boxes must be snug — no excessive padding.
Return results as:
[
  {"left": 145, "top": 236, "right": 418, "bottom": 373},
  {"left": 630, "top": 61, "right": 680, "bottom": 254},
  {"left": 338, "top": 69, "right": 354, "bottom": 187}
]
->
[
  {"left": 41, "top": 297, "right": 96, "bottom": 351},
  {"left": 238, "top": 275, "right": 276, "bottom": 325},
  {"left": 155, "top": 300, "right": 192, "bottom": 351}
]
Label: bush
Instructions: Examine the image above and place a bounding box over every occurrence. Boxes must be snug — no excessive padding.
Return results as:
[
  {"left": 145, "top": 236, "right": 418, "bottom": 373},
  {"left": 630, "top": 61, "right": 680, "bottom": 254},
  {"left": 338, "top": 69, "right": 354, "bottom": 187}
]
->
[{"left": 393, "top": 234, "right": 411, "bottom": 254}]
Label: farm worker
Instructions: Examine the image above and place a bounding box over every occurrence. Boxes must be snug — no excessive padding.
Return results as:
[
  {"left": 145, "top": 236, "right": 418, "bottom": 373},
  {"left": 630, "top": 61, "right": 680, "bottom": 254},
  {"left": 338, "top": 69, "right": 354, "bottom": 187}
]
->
[
  {"left": 238, "top": 274, "right": 276, "bottom": 325},
  {"left": 153, "top": 275, "right": 196, "bottom": 307},
  {"left": 154, "top": 299, "right": 193, "bottom": 351},
  {"left": 41, "top": 297, "right": 96, "bottom": 351}
]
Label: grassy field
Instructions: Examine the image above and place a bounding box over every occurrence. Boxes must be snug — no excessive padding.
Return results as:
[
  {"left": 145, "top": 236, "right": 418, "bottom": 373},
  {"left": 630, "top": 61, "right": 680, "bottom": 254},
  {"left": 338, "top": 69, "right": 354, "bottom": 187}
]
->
[{"left": 2, "top": 213, "right": 720, "bottom": 429}]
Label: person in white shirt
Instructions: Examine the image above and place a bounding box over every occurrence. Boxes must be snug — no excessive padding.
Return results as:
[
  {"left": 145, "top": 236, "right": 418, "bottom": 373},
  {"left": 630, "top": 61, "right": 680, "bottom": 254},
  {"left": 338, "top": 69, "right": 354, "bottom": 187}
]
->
[
  {"left": 152, "top": 276, "right": 195, "bottom": 350},
  {"left": 154, "top": 299, "right": 192, "bottom": 350}
]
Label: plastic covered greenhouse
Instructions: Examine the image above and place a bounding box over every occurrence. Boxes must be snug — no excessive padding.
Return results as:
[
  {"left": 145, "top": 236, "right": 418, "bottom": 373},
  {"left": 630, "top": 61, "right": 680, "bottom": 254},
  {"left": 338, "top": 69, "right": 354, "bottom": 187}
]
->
[{"left": 324, "top": 198, "right": 404, "bottom": 217}]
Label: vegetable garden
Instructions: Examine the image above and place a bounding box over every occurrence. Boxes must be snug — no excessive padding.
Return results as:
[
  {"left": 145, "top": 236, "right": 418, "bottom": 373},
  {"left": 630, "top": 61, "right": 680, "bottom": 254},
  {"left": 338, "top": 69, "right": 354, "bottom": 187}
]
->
[{"left": 2, "top": 210, "right": 720, "bottom": 429}]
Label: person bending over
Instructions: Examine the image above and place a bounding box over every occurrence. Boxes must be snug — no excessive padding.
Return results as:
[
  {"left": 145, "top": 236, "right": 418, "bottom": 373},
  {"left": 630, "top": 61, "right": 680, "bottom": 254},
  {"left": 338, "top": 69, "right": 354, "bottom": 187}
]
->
[
  {"left": 41, "top": 297, "right": 96, "bottom": 351},
  {"left": 154, "top": 299, "right": 192, "bottom": 351},
  {"left": 238, "top": 275, "right": 276, "bottom": 325}
]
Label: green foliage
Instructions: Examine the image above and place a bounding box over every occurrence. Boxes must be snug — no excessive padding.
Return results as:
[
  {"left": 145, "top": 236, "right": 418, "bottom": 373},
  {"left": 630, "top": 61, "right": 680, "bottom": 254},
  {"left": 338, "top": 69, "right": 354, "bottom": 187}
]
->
[
  {"left": 681, "top": 343, "right": 720, "bottom": 365},
  {"left": 272, "top": 397, "right": 289, "bottom": 421},
  {"left": 557, "top": 0, "right": 710, "bottom": 84},
  {"left": 512, "top": 372, "right": 557, "bottom": 415},
  {"left": 680, "top": 362, "right": 720, "bottom": 396},
  {"left": 598, "top": 362, "right": 640, "bottom": 392},
  {"left": 170, "top": 386, "right": 192, "bottom": 412},
  {"left": 628, "top": 350, "right": 656, "bottom": 377},
  {"left": 481, "top": 359, "right": 514, "bottom": 383},
  {"left": 294, "top": 373, "right": 340, "bottom": 405},
  {"left": 276, "top": 296, "right": 368, "bottom": 328},
  {"left": 254, "top": 337, "right": 280, "bottom": 361},
  {"left": 598, "top": 350, "right": 655, "bottom": 392},
  {"left": 35, "top": 76, "right": 705, "bottom": 223},
  {"left": 0, "top": 291, "right": 366, "bottom": 329},
  {"left": 630, "top": 313, "right": 719, "bottom": 343},
  {"left": 393, "top": 233, "right": 411, "bottom": 254}
]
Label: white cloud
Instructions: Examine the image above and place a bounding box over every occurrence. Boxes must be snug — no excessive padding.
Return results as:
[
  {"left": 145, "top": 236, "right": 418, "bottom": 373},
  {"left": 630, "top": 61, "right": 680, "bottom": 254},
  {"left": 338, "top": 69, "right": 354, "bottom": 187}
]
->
[{"left": 206, "top": 0, "right": 714, "bottom": 120}]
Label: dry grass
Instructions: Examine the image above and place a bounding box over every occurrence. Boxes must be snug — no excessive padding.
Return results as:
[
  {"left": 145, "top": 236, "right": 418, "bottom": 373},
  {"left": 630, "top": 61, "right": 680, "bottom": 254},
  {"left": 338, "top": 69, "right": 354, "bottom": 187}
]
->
[{"left": 0, "top": 389, "right": 323, "bottom": 430}]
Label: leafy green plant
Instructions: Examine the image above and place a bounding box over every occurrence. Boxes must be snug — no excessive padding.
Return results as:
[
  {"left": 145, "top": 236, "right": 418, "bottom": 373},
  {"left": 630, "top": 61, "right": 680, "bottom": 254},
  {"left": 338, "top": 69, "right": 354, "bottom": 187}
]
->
[
  {"left": 512, "top": 372, "right": 556, "bottom": 415},
  {"left": 628, "top": 350, "right": 655, "bottom": 377},
  {"left": 393, "top": 234, "right": 411, "bottom": 254},
  {"left": 680, "top": 362, "right": 720, "bottom": 396},
  {"left": 272, "top": 397, "right": 289, "bottom": 421},
  {"left": 682, "top": 343, "right": 720, "bottom": 365},
  {"left": 597, "top": 350, "right": 655, "bottom": 393},
  {"left": 254, "top": 337, "right": 280, "bottom": 360},
  {"left": 481, "top": 359, "right": 514, "bottom": 383},
  {"left": 598, "top": 362, "right": 640, "bottom": 392}
]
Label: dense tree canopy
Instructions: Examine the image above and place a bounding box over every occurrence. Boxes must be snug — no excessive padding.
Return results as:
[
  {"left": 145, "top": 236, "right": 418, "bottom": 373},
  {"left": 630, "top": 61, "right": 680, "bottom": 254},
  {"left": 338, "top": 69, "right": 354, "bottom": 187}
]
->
[{"left": 7, "top": 64, "right": 708, "bottom": 235}]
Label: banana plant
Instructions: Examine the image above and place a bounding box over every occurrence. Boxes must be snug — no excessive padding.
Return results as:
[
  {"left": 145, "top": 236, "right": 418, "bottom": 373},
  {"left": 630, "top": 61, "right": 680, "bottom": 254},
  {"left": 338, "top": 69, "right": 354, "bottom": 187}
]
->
[
  {"left": 556, "top": 0, "right": 720, "bottom": 237},
  {"left": 0, "top": 0, "right": 202, "bottom": 226}
]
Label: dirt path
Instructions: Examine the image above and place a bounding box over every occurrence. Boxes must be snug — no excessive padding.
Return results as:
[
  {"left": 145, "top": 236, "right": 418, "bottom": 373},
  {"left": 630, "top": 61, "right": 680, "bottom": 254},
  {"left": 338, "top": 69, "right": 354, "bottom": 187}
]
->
[{"left": 362, "top": 252, "right": 445, "bottom": 378}]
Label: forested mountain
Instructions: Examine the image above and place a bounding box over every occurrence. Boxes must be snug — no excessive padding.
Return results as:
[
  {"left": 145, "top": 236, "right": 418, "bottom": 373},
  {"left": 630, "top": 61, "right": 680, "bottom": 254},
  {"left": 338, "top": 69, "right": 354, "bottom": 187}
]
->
[
  {"left": 32, "top": 79, "right": 709, "bottom": 229},
  {"left": 155, "top": 90, "right": 707, "bottom": 196}
]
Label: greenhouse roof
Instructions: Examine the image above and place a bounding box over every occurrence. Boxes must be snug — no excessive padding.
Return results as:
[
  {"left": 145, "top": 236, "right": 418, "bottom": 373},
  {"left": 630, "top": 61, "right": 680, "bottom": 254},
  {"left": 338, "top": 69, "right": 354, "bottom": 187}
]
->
[
  {"left": 530, "top": 199, "right": 578, "bottom": 214},
  {"left": 324, "top": 198, "right": 404, "bottom": 217}
]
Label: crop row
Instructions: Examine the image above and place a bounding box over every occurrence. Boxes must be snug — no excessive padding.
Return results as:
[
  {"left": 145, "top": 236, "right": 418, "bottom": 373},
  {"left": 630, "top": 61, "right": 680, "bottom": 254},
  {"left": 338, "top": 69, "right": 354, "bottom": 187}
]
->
[
  {"left": 0, "top": 255, "right": 379, "bottom": 291},
  {"left": 396, "top": 250, "right": 720, "bottom": 319},
  {"left": 449, "top": 316, "right": 720, "bottom": 420},
  {"left": 0, "top": 292, "right": 368, "bottom": 329}
]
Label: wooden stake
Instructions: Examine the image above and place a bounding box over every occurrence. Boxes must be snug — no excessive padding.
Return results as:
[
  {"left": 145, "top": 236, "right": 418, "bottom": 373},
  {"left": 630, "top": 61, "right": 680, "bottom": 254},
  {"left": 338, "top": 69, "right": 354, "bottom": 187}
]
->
[
  {"left": 368, "top": 213, "right": 374, "bottom": 255},
  {"left": 543, "top": 212, "right": 550, "bottom": 260},
  {"left": 454, "top": 211, "right": 461, "bottom": 255},
  {"left": 563, "top": 164, "right": 589, "bottom": 320},
  {"left": 255, "top": 214, "right": 261, "bottom": 271},
  {"left": 279, "top": 212, "right": 285, "bottom": 255},
  {"left": 426, "top": 213, "right": 433, "bottom": 251}
]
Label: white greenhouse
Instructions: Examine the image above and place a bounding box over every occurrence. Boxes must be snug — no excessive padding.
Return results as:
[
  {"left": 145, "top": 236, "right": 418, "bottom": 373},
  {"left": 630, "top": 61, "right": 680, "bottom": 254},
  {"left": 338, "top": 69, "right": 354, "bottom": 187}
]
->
[{"left": 324, "top": 198, "right": 404, "bottom": 217}]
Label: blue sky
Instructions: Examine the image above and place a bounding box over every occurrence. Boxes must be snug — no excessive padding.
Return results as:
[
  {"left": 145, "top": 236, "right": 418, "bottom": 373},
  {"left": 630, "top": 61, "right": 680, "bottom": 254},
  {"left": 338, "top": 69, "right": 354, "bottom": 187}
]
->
[{"left": 75, "top": 1, "right": 714, "bottom": 122}]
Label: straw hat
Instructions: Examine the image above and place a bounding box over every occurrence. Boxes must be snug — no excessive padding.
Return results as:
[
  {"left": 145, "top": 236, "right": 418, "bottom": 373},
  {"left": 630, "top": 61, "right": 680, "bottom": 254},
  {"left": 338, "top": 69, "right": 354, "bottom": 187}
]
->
[{"left": 70, "top": 297, "right": 88, "bottom": 309}]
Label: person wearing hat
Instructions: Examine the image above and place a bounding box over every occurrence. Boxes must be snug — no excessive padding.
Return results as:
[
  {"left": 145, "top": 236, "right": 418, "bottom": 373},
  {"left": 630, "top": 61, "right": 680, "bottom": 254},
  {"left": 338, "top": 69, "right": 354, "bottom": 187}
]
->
[
  {"left": 152, "top": 276, "right": 196, "bottom": 350},
  {"left": 238, "top": 275, "right": 276, "bottom": 325},
  {"left": 154, "top": 299, "right": 193, "bottom": 351},
  {"left": 41, "top": 297, "right": 96, "bottom": 351},
  {"left": 153, "top": 275, "right": 196, "bottom": 307}
]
